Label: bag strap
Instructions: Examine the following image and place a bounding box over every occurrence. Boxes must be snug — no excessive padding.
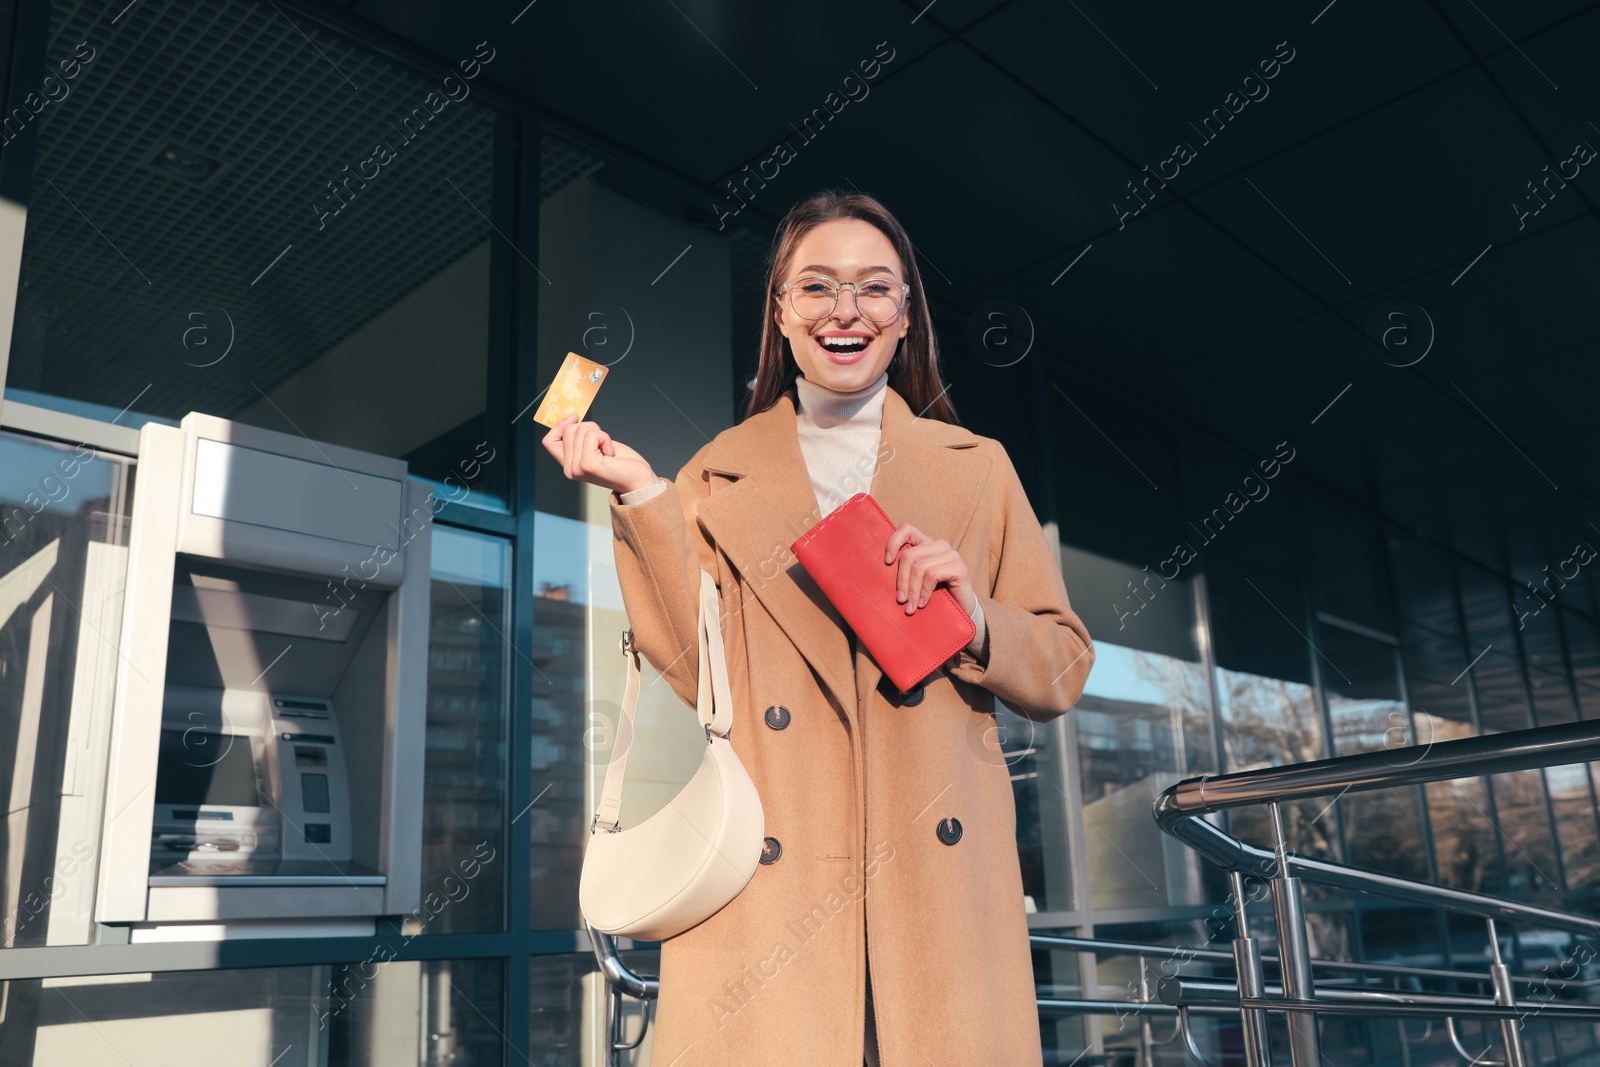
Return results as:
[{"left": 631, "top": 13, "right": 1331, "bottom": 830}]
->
[{"left": 593, "top": 569, "right": 732, "bottom": 833}]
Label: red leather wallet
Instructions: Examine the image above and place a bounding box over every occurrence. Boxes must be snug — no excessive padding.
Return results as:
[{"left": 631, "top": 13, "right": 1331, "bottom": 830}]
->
[{"left": 790, "top": 493, "right": 976, "bottom": 695}]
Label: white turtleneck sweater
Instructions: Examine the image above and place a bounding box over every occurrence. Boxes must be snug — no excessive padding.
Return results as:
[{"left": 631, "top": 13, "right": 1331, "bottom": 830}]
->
[{"left": 619, "top": 370, "right": 986, "bottom": 657}]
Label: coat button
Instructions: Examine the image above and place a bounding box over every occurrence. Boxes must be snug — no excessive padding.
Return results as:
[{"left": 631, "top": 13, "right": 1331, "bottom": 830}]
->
[
  {"left": 760, "top": 836, "right": 782, "bottom": 864},
  {"left": 764, "top": 704, "right": 791, "bottom": 730},
  {"left": 936, "top": 817, "right": 962, "bottom": 845},
  {"left": 899, "top": 685, "right": 925, "bottom": 707}
]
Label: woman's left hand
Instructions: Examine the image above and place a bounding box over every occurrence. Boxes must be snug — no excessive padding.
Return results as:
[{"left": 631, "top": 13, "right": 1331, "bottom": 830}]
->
[{"left": 885, "top": 523, "right": 977, "bottom": 618}]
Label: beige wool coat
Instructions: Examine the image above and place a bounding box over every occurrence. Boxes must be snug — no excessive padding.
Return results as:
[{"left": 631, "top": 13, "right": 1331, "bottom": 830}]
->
[{"left": 607, "top": 383, "right": 1095, "bottom": 1067}]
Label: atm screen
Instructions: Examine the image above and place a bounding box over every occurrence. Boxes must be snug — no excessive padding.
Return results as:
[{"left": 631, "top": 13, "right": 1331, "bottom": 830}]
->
[{"left": 154, "top": 730, "right": 260, "bottom": 807}]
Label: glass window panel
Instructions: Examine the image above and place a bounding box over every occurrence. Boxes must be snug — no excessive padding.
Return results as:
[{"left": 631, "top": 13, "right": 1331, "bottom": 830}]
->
[
  {"left": 1547, "top": 762, "right": 1600, "bottom": 890},
  {"left": 1003, "top": 706, "right": 1074, "bottom": 914},
  {"left": 1347, "top": 909, "right": 1448, "bottom": 1065},
  {"left": 0, "top": 958, "right": 503, "bottom": 1065},
  {"left": 1207, "top": 559, "right": 1312, "bottom": 686},
  {"left": 1456, "top": 565, "right": 1518, "bottom": 674},
  {"left": 0, "top": 430, "right": 134, "bottom": 948},
  {"left": 1206, "top": 558, "right": 1344, "bottom": 871},
  {"left": 1388, "top": 532, "right": 1461, "bottom": 639},
  {"left": 1528, "top": 666, "right": 1578, "bottom": 725},
  {"left": 1216, "top": 668, "right": 1323, "bottom": 773},
  {"left": 1488, "top": 769, "right": 1562, "bottom": 893},
  {"left": 529, "top": 512, "right": 589, "bottom": 930},
  {"left": 527, "top": 947, "right": 660, "bottom": 1066},
  {"left": 1060, "top": 544, "right": 1196, "bottom": 662},
  {"left": 1517, "top": 598, "right": 1568, "bottom": 679},
  {"left": 419, "top": 527, "right": 510, "bottom": 934},
  {"left": 1321, "top": 626, "right": 1404, "bottom": 757},
  {"left": 1406, "top": 672, "right": 1475, "bottom": 734},
  {"left": 1214, "top": 666, "right": 1340, "bottom": 869},
  {"left": 1561, "top": 610, "right": 1600, "bottom": 720},
  {"left": 1320, "top": 625, "right": 1430, "bottom": 882},
  {"left": 1360, "top": 907, "right": 1447, "bottom": 968},
  {"left": 1073, "top": 643, "right": 1220, "bottom": 911},
  {"left": 1427, "top": 772, "right": 1506, "bottom": 894},
  {"left": 1039, "top": 1019, "right": 1091, "bottom": 1065},
  {"left": 1033, "top": 951, "right": 1088, "bottom": 1067},
  {"left": 529, "top": 953, "right": 594, "bottom": 1067},
  {"left": 1471, "top": 650, "right": 1534, "bottom": 734},
  {"left": 6, "top": 0, "right": 511, "bottom": 506}
]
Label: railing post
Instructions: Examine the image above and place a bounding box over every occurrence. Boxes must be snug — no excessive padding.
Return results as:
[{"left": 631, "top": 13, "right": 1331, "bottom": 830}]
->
[
  {"left": 1137, "top": 957, "right": 1157, "bottom": 1067},
  {"left": 1269, "top": 803, "right": 1321, "bottom": 1067},
  {"left": 1230, "top": 871, "right": 1274, "bottom": 1067},
  {"left": 1486, "top": 919, "right": 1528, "bottom": 1067}
]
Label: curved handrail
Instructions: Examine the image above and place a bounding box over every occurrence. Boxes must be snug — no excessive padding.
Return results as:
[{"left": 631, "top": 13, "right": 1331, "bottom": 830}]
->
[
  {"left": 1154, "top": 718, "right": 1600, "bottom": 938},
  {"left": 1158, "top": 718, "right": 1600, "bottom": 820}
]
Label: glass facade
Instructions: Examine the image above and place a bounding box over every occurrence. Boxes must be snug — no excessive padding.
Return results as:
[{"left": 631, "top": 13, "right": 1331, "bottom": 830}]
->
[{"left": 0, "top": 2, "right": 1598, "bottom": 1065}]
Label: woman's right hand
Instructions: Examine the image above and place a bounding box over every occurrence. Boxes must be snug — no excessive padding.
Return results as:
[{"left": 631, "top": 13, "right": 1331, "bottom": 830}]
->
[{"left": 541, "top": 413, "right": 660, "bottom": 496}]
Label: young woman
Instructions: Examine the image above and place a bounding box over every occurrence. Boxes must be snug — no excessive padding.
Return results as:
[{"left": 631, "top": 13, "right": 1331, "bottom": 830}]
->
[{"left": 544, "top": 190, "right": 1095, "bottom": 1067}]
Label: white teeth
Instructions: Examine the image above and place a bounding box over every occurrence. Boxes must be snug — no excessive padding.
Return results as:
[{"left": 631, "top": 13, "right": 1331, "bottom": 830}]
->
[{"left": 820, "top": 336, "right": 867, "bottom": 348}]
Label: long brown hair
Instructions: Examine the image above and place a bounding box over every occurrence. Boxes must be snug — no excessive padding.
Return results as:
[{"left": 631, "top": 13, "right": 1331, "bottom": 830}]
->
[{"left": 744, "top": 190, "right": 960, "bottom": 425}]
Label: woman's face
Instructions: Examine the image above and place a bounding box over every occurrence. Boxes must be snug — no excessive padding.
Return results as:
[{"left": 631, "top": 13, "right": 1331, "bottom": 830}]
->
[{"left": 775, "top": 218, "right": 911, "bottom": 393}]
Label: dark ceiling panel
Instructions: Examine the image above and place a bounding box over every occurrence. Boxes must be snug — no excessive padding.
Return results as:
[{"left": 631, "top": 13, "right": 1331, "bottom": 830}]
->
[
  {"left": 1432, "top": 0, "right": 1600, "bottom": 61},
  {"left": 361, "top": 0, "right": 949, "bottom": 185},
  {"left": 1475, "top": 8, "right": 1600, "bottom": 187},
  {"left": 9, "top": 0, "right": 500, "bottom": 420},
  {"left": 761, "top": 42, "right": 1134, "bottom": 300},
  {"left": 911, "top": 0, "right": 1014, "bottom": 34},
  {"left": 958, "top": 200, "right": 1323, "bottom": 386},
  {"left": 1188, "top": 69, "right": 1575, "bottom": 307},
  {"left": 966, "top": 0, "right": 1469, "bottom": 193}
]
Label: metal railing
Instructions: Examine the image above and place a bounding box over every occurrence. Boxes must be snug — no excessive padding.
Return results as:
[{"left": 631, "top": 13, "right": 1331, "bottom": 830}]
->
[
  {"left": 1154, "top": 716, "right": 1600, "bottom": 1067},
  {"left": 587, "top": 718, "right": 1600, "bottom": 1066}
]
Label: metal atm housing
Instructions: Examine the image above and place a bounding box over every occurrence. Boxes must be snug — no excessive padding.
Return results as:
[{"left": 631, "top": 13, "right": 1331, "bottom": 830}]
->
[{"left": 95, "top": 413, "right": 430, "bottom": 939}]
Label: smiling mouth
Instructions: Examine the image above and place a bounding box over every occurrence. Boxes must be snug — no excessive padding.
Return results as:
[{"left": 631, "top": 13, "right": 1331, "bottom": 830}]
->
[{"left": 817, "top": 336, "right": 871, "bottom": 356}]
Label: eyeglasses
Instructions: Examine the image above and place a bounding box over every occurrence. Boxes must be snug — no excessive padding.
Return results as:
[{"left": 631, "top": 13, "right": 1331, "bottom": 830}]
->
[{"left": 776, "top": 274, "right": 910, "bottom": 323}]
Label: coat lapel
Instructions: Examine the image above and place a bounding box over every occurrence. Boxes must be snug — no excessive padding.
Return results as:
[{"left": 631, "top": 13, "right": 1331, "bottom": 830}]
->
[{"left": 696, "top": 382, "right": 994, "bottom": 720}]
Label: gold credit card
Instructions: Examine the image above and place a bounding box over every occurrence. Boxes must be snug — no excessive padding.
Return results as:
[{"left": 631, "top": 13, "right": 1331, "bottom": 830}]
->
[{"left": 532, "top": 352, "right": 609, "bottom": 428}]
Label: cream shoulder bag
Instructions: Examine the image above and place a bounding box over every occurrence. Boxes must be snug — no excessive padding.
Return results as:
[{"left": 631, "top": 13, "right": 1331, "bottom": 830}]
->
[{"left": 579, "top": 568, "right": 765, "bottom": 941}]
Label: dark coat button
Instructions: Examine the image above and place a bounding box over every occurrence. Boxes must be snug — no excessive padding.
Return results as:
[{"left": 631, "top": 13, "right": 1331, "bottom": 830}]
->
[
  {"left": 759, "top": 836, "right": 782, "bottom": 864},
  {"left": 764, "top": 704, "right": 791, "bottom": 729},
  {"left": 936, "top": 817, "right": 962, "bottom": 845},
  {"left": 899, "top": 685, "right": 925, "bottom": 707}
]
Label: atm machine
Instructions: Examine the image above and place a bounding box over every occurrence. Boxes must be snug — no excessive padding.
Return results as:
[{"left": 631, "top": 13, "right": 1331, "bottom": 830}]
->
[{"left": 93, "top": 412, "right": 430, "bottom": 941}]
